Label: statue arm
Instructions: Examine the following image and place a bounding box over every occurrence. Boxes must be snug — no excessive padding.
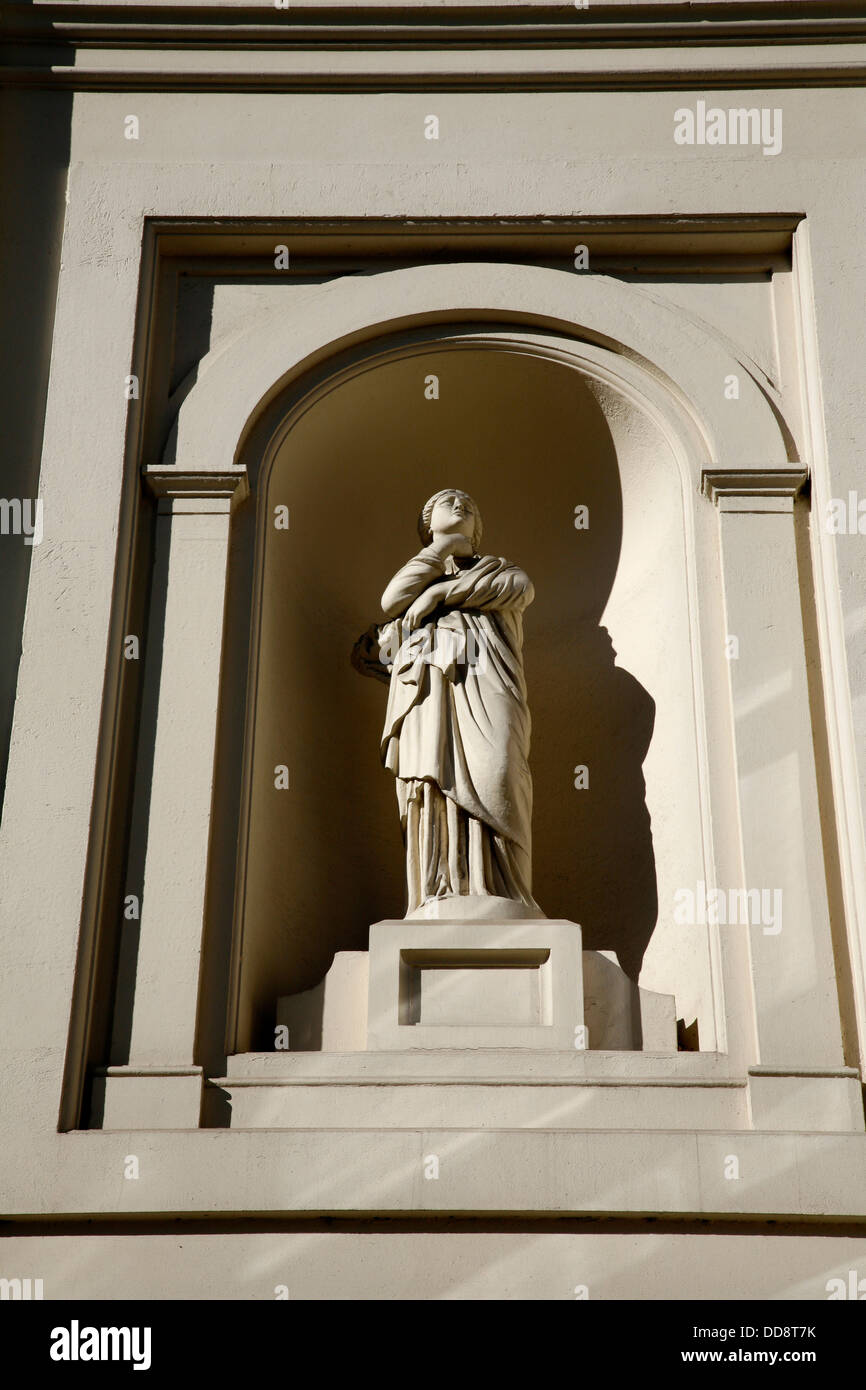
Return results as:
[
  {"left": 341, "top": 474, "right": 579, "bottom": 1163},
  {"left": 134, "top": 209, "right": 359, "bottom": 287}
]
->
[
  {"left": 381, "top": 549, "right": 447, "bottom": 618},
  {"left": 440, "top": 559, "right": 535, "bottom": 614}
]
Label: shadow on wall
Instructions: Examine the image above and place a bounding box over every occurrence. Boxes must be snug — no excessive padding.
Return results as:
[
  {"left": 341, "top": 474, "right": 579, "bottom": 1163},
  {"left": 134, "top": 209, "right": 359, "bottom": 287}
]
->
[
  {"left": 0, "top": 89, "right": 71, "bottom": 807},
  {"left": 534, "top": 621, "right": 657, "bottom": 982}
]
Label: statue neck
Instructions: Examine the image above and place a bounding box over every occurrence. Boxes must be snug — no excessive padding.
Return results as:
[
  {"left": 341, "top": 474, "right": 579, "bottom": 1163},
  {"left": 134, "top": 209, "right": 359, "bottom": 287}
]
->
[{"left": 444, "top": 553, "right": 479, "bottom": 575}]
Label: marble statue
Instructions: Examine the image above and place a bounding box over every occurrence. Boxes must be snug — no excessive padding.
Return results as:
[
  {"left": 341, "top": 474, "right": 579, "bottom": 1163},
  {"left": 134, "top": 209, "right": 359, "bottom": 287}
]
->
[{"left": 354, "top": 489, "right": 542, "bottom": 920}]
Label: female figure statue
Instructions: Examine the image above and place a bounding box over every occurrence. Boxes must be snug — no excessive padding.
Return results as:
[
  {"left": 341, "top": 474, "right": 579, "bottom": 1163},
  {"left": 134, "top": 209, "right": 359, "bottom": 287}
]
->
[{"left": 355, "top": 489, "right": 542, "bottom": 920}]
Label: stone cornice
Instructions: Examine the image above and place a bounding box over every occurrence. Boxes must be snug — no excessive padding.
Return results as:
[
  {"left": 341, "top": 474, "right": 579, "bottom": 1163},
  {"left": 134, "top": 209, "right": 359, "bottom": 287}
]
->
[
  {"left": 8, "top": 0, "right": 866, "bottom": 33},
  {"left": 5, "top": 1, "right": 866, "bottom": 90},
  {"left": 8, "top": 55, "right": 866, "bottom": 94}
]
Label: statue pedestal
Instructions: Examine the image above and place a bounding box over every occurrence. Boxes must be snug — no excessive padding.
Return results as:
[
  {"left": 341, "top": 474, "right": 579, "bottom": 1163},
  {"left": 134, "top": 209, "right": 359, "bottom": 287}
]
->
[
  {"left": 275, "top": 927, "right": 680, "bottom": 1054},
  {"left": 367, "top": 919, "right": 583, "bottom": 1050},
  {"left": 275, "top": 924, "right": 679, "bottom": 1054}
]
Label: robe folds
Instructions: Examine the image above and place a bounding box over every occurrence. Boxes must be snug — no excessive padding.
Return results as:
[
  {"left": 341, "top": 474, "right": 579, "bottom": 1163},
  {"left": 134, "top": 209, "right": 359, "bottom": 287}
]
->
[{"left": 379, "top": 548, "right": 538, "bottom": 914}]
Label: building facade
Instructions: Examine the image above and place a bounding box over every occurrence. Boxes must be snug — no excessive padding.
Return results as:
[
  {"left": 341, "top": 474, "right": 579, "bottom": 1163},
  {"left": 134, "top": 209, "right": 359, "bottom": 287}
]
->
[{"left": 2, "top": 0, "right": 866, "bottom": 1299}]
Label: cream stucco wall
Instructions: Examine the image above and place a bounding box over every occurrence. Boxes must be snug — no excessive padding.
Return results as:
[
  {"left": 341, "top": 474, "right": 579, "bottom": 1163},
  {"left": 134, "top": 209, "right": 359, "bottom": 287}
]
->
[{"left": 2, "top": 0, "right": 866, "bottom": 1299}]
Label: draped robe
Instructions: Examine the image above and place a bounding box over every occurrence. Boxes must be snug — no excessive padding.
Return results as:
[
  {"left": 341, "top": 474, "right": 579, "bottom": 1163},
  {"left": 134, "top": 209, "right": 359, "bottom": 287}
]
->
[{"left": 379, "top": 548, "right": 539, "bottom": 916}]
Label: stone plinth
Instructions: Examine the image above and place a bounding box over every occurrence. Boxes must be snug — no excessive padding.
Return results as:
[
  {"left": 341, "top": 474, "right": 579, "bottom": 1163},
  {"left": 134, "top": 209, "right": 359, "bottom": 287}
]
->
[
  {"left": 367, "top": 919, "right": 583, "bottom": 1050},
  {"left": 276, "top": 935, "right": 679, "bottom": 1054}
]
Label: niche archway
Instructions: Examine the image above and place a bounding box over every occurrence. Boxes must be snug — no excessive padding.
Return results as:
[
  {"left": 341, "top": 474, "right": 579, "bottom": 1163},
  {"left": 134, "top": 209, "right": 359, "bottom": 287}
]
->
[
  {"left": 172, "top": 262, "right": 794, "bottom": 1069},
  {"left": 225, "top": 330, "right": 715, "bottom": 1051}
]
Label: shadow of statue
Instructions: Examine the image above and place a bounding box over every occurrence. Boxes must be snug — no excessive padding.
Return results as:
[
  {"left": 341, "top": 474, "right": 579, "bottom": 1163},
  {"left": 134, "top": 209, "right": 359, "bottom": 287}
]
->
[{"left": 533, "top": 623, "right": 658, "bottom": 982}]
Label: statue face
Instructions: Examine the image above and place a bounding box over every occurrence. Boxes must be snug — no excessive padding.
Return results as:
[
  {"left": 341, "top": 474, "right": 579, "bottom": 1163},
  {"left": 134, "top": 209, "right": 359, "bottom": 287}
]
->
[{"left": 429, "top": 491, "right": 476, "bottom": 543}]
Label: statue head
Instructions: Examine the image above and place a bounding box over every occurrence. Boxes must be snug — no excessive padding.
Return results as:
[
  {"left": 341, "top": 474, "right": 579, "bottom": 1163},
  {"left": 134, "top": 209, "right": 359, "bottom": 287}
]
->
[{"left": 418, "top": 488, "right": 483, "bottom": 553}]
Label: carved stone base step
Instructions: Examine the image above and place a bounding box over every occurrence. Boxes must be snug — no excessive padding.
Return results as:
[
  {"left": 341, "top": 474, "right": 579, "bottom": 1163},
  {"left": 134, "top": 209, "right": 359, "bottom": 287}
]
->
[
  {"left": 206, "top": 1053, "right": 864, "bottom": 1133},
  {"left": 276, "top": 924, "right": 677, "bottom": 1053}
]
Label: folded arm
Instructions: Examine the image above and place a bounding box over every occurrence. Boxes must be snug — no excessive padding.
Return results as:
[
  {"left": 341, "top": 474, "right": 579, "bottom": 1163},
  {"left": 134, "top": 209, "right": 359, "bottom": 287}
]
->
[
  {"left": 440, "top": 557, "right": 534, "bottom": 614},
  {"left": 398, "top": 556, "right": 534, "bottom": 631},
  {"left": 381, "top": 548, "right": 446, "bottom": 618}
]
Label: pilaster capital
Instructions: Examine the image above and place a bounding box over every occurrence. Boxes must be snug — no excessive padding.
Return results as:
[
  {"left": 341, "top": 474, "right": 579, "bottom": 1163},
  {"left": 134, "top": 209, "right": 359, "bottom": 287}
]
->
[
  {"left": 143, "top": 466, "right": 249, "bottom": 505},
  {"left": 701, "top": 468, "right": 808, "bottom": 513}
]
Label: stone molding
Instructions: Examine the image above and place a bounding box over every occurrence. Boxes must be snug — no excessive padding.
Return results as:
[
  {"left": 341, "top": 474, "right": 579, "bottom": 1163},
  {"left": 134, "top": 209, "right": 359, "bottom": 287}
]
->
[
  {"left": 167, "top": 261, "right": 789, "bottom": 481},
  {"left": 4, "top": 1128, "right": 866, "bottom": 1221},
  {"left": 5, "top": 3, "right": 866, "bottom": 92},
  {"left": 143, "top": 466, "right": 249, "bottom": 503},
  {"left": 702, "top": 467, "right": 809, "bottom": 512}
]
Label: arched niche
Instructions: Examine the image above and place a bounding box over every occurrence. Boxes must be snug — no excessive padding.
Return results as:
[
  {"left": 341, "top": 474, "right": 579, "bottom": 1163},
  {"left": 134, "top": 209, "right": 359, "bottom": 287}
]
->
[
  {"left": 170, "top": 264, "right": 792, "bottom": 1065},
  {"left": 168, "top": 262, "right": 786, "bottom": 482},
  {"left": 217, "top": 330, "right": 722, "bottom": 1053}
]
